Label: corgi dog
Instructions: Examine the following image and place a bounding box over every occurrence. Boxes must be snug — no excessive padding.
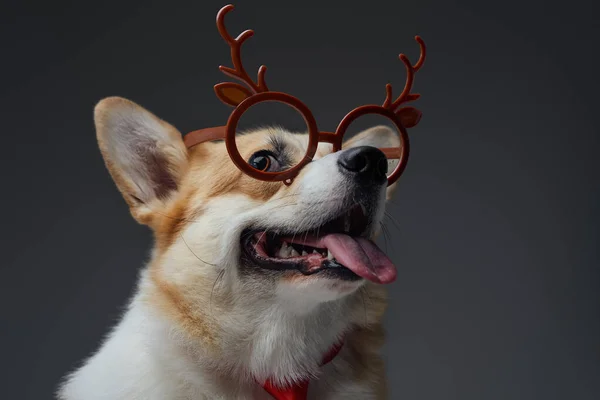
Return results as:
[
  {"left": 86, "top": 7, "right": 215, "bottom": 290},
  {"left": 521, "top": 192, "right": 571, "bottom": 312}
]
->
[{"left": 57, "top": 5, "right": 426, "bottom": 400}]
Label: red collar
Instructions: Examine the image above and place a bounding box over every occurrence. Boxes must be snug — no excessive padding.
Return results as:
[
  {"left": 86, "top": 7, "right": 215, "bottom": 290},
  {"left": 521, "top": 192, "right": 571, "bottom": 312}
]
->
[{"left": 260, "top": 342, "right": 343, "bottom": 400}]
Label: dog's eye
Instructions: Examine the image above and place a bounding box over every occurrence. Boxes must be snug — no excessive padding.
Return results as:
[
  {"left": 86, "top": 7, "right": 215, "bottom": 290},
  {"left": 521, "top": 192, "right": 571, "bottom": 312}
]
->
[{"left": 249, "top": 150, "right": 279, "bottom": 172}]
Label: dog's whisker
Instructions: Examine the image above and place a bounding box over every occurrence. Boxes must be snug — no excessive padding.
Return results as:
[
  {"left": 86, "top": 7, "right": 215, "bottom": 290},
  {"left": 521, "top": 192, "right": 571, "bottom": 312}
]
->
[
  {"left": 379, "top": 222, "right": 391, "bottom": 254},
  {"left": 179, "top": 232, "right": 219, "bottom": 267},
  {"left": 209, "top": 269, "right": 226, "bottom": 317},
  {"left": 265, "top": 197, "right": 348, "bottom": 213},
  {"left": 383, "top": 210, "right": 402, "bottom": 231},
  {"left": 253, "top": 230, "right": 269, "bottom": 253},
  {"left": 360, "top": 287, "right": 369, "bottom": 326}
]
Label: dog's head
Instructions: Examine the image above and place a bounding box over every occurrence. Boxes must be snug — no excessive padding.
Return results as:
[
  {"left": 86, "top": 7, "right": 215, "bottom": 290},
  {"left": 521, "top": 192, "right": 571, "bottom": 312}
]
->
[{"left": 95, "top": 97, "right": 406, "bottom": 310}]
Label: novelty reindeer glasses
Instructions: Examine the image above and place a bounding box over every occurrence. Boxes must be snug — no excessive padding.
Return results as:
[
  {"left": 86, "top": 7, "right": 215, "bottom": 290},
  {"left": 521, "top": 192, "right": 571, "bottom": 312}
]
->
[{"left": 184, "top": 4, "right": 427, "bottom": 186}]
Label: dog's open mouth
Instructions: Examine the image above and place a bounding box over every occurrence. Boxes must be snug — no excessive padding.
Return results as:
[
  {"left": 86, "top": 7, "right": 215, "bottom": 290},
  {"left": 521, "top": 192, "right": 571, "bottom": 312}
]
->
[{"left": 242, "top": 205, "right": 397, "bottom": 284}]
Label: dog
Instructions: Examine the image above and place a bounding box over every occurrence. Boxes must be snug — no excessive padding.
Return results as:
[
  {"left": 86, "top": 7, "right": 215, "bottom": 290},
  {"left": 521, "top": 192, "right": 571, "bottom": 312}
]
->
[
  {"left": 57, "top": 96, "right": 404, "bottom": 399},
  {"left": 57, "top": 5, "right": 426, "bottom": 398}
]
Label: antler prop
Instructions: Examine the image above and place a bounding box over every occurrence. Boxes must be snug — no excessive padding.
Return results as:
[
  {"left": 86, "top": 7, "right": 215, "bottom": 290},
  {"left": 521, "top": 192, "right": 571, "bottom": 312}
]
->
[
  {"left": 382, "top": 36, "right": 426, "bottom": 127},
  {"left": 214, "top": 4, "right": 269, "bottom": 106},
  {"left": 186, "top": 5, "right": 428, "bottom": 186}
]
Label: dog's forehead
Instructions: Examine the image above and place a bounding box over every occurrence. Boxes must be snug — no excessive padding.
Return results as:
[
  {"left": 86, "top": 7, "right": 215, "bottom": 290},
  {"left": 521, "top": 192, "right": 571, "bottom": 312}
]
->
[{"left": 284, "top": 132, "right": 333, "bottom": 159}]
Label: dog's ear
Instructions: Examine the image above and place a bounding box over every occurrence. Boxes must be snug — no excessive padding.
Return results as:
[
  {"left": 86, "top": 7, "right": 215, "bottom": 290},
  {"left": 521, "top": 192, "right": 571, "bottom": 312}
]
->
[
  {"left": 342, "top": 125, "right": 402, "bottom": 200},
  {"left": 94, "top": 97, "right": 188, "bottom": 224}
]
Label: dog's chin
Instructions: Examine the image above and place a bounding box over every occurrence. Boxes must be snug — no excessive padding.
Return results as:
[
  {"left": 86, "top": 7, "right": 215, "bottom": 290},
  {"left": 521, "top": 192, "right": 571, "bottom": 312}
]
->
[{"left": 240, "top": 203, "right": 394, "bottom": 293}]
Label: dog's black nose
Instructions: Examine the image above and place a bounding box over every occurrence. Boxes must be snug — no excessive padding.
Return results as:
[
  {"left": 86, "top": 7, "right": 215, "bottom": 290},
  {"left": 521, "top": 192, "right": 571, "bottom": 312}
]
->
[{"left": 337, "top": 146, "right": 388, "bottom": 184}]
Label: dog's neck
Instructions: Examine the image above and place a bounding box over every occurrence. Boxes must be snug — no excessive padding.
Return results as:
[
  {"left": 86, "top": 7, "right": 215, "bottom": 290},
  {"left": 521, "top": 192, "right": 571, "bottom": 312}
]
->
[
  {"left": 198, "top": 285, "right": 359, "bottom": 386},
  {"left": 141, "top": 257, "right": 374, "bottom": 388}
]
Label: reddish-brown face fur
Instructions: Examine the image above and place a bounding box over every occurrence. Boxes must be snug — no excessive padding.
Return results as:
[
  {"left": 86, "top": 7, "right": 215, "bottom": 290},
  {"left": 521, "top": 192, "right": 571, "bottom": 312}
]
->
[
  {"left": 152, "top": 131, "right": 306, "bottom": 252},
  {"left": 142, "top": 129, "right": 322, "bottom": 348}
]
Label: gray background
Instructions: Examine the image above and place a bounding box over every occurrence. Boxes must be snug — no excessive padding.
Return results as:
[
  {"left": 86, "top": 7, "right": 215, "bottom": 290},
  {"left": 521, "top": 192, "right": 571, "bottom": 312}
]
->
[{"left": 1, "top": 0, "right": 599, "bottom": 398}]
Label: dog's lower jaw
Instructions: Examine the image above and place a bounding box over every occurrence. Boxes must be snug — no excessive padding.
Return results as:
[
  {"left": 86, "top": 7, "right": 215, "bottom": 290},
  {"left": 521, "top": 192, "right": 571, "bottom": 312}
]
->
[{"left": 274, "top": 276, "right": 366, "bottom": 314}]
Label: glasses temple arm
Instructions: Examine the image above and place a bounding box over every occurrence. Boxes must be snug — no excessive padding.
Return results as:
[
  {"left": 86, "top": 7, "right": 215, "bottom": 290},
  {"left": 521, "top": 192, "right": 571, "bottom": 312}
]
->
[
  {"left": 380, "top": 147, "right": 402, "bottom": 159},
  {"left": 184, "top": 126, "right": 228, "bottom": 149}
]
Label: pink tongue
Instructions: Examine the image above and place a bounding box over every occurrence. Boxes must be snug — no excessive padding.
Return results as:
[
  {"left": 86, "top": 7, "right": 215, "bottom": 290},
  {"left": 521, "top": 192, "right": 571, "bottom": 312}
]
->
[{"left": 321, "top": 234, "right": 397, "bottom": 284}]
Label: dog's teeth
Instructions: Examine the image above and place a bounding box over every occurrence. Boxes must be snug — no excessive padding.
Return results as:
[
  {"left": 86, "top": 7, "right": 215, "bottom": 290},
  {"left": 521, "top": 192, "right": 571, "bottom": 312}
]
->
[
  {"left": 301, "top": 250, "right": 308, "bottom": 256},
  {"left": 327, "top": 249, "right": 334, "bottom": 260},
  {"left": 312, "top": 249, "right": 319, "bottom": 254},
  {"left": 276, "top": 242, "right": 291, "bottom": 258},
  {"left": 290, "top": 247, "right": 300, "bottom": 257}
]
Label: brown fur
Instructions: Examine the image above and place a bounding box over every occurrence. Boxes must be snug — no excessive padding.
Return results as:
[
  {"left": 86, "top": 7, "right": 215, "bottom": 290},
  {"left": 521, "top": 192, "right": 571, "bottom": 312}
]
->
[{"left": 145, "top": 262, "right": 219, "bottom": 348}]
